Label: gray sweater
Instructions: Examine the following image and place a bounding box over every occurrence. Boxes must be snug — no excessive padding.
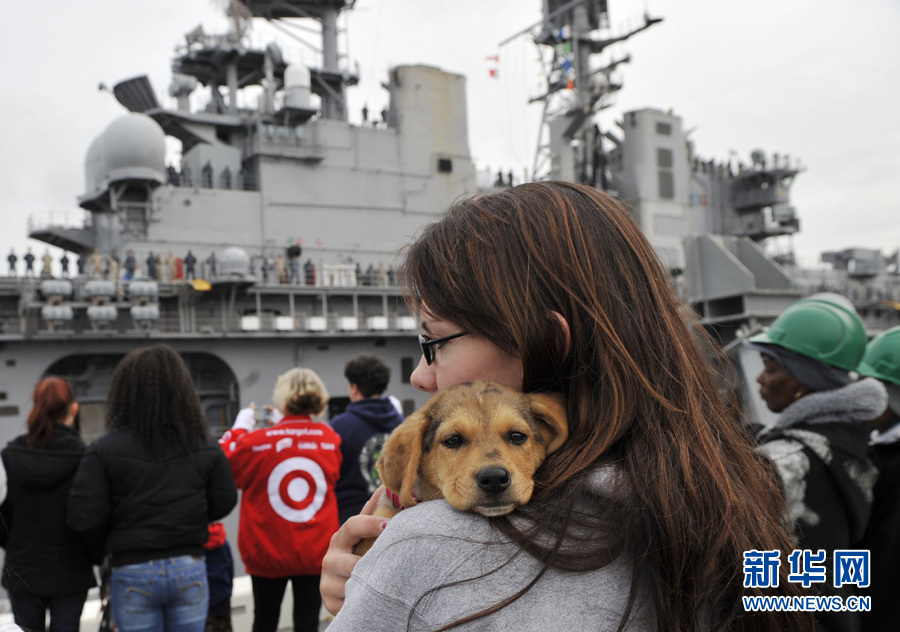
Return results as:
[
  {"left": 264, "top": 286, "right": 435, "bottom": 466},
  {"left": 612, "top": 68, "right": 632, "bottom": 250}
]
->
[{"left": 328, "top": 498, "right": 654, "bottom": 631}]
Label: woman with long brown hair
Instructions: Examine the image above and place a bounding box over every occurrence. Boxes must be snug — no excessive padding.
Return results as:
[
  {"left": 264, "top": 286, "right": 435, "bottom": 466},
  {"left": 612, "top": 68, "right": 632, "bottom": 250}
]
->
[
  {"left": 1, "top": 377, "right": 96, "bottom": 632},
  {"left": 322, "top": 181, "right": 811, "bottom": 631}
]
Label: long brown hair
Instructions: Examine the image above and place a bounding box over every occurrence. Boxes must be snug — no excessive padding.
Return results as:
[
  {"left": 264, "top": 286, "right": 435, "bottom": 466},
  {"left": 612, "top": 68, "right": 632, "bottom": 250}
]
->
[
  {"left": 401, "top": 181, "right": 810, "bottom": 631},
  {"left": 106, "top": 344, "right": 208, "bottom": 454},
  {"left": 26, "top": 377, "right": 75, "bottom": 449}
]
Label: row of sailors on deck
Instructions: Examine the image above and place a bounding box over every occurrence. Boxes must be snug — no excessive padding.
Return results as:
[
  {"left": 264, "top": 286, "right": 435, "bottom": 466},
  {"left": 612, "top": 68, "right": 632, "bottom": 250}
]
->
[{"left": 6, "top": 247, "right": 398, "bottom": 287}]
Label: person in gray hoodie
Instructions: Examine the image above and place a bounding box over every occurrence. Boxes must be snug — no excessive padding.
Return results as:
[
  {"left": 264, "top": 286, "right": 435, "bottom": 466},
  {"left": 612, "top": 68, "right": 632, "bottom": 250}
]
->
[{"left": 321, "top": 182, "right": 811, "bottom": 632}]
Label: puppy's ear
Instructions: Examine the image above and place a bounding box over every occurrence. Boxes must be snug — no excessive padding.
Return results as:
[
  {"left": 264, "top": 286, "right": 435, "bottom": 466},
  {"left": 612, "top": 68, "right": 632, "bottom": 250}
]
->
[
  {"left": 376, "top": 408, "right": 429, "bottom": 507},
  {"left": 527, "top": 392, "right": 568, "bottom": 455}
]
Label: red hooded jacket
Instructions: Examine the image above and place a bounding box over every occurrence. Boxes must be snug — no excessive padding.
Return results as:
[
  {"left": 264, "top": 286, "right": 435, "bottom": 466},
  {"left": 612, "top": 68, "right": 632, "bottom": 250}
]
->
[{"left": 220, "top": 415, "right": 342, "bottom": 577}]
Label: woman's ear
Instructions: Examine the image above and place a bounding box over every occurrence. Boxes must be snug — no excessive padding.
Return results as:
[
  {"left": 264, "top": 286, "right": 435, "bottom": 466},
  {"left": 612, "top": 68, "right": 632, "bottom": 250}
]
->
[{"left": 550, "top": 311, "right": 571, "bottom": 356}]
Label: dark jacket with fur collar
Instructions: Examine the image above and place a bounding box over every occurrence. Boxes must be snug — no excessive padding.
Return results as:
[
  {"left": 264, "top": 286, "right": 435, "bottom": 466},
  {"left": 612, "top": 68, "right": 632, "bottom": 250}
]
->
[{"left": 756, "top": 378, "right": 886, "bottom": 632}]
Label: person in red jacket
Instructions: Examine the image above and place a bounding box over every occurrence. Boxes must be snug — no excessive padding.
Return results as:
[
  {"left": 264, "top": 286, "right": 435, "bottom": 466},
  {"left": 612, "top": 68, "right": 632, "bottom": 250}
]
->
[{"left": 220, "top": 368, "right": 341, "bottom": 632}]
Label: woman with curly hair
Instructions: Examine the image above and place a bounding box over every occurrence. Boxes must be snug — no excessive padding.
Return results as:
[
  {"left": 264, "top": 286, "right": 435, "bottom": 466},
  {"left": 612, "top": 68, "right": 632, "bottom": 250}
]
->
[{"left": 68, "top": 344, "right": 237, "bottom": 632}]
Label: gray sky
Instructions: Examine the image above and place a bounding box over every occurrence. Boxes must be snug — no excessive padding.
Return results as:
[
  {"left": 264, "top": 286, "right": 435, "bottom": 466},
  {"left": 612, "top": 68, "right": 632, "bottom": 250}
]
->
[{"left": 2, "top": 0, "right": 898, "bottom": 267}]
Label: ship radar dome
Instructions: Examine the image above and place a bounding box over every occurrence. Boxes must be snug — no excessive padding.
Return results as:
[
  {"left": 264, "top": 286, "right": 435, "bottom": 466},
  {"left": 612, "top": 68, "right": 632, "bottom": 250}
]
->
[
  {"left": 83, "top": 135, "right": 105, "bottom": 195},
  {"left": 219, "top": 247, "right": 251, "bottom": 277},
  {"left": 284, "top": 64, "right": 312, "bottom": 109},
  {"left": 100, "top": 113, "right": 166, "bottom": 184}
]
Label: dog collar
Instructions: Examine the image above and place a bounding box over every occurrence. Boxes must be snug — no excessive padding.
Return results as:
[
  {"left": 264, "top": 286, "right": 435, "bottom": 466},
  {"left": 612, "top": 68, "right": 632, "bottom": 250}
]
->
[{"left": 384, "top": 487, "right": 416, "bottom": 510}]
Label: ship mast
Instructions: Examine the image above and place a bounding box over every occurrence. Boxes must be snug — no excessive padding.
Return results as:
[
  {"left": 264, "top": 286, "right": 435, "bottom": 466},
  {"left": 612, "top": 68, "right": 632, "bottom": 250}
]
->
[
  {"left": 241, "top": 0, "right": 357, "bottom": 121},
  {"left": 529, "top": 0, "right": 661, "bottom": 186}
]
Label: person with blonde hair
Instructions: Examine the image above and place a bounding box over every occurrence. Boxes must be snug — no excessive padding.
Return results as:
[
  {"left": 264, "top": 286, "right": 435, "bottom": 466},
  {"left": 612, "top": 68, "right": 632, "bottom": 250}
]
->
[{"left": 220, "top": 368, "right": 342, "bottom": 632}]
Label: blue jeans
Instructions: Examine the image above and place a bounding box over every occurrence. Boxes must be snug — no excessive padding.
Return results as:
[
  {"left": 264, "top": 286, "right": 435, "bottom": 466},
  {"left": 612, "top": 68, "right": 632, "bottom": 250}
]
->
[
  {"left": 8, "top": 589, "right": 87, "bottom": 632},
  {"left": 111, "top": 555, "right": 209, "bottom": 632}
]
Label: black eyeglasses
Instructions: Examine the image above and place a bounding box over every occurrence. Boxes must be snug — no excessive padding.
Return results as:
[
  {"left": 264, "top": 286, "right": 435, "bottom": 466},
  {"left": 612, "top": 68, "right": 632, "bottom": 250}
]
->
[{"left": 418, "top": 331, "right": 469, "bottom": 365}]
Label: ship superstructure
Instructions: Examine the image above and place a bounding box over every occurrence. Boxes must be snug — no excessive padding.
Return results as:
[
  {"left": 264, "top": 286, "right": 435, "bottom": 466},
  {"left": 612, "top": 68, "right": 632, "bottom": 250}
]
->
[
  {"left": 2, "top": 0, "right": 482, "bottom": 443},
  {"left": 1, "top": 4, "right": 899, "bottom": 621},
  {"left": 518, "top": 1, "right": 899, "bottom": 423}
]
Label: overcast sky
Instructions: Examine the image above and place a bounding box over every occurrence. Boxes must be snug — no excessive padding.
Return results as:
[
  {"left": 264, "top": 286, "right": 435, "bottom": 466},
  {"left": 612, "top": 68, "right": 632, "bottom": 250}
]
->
[{"left": 2, "top": 0, "right": 898, "bottom": 267}]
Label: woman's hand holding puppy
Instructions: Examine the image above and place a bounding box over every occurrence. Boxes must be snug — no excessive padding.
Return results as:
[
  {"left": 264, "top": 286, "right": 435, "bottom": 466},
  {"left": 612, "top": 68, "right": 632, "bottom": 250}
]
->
[{"left": 320, "top": 487, "right": 389, "bottom": 615}]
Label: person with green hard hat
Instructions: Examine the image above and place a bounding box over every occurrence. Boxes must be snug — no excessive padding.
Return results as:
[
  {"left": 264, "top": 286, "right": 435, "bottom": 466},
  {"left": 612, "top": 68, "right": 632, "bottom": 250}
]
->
[
  {"left": 745, "top": 295, "right": 887, "bottom": 632},
  {"left": 855, "top": 326, "right": 900, "bottom": 632}
]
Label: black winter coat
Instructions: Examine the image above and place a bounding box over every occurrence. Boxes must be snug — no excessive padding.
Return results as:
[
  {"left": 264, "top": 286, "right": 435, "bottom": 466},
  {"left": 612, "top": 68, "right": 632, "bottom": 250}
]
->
[
  {"left": 67, "top": 429, "right": 237, "bottom": 567},
  {"left": 859, "top": 437, "right": 900, "bottom": 632},
  {"left": 0, "top": 424, "right": 97, "bottom": 596}
]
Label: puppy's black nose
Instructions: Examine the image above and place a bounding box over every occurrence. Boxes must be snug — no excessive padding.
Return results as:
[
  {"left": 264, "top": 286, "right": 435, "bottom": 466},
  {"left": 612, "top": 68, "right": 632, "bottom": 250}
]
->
[{"left": 476, "top": 467, "right": 511, "bottom": 495}]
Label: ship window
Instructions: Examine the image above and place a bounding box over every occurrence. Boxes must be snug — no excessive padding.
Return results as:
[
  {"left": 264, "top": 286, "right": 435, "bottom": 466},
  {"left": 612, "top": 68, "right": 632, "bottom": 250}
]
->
[
  {"left": 656, "top": 122, "right": 672, "bottom": 135},
  {"left": 0, "top": 406, "right": 19, "bottom": 417},
  {"left": 5, "top": 359, "right": 14, "bottom": 366},
  {"left": 437, "top": 158, "right": 453, "bottom": 173},
  {"left": 0, "top": 391, "right": 6, "bottom": 400},
  {"left": 658, "top": 171, "right": 675, "bottom": 199},
  {"left": 657, "top": 148, "right": 673, "bottom": 168},
  {"left": 401, "top": 357, "right": 414, "bottom": 384},
  {"left": 402, "top": 399, "right": 416, "bottom": 416}
]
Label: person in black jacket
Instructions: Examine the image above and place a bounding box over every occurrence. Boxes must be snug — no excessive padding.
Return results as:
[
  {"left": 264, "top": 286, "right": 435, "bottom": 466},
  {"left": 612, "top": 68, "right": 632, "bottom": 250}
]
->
[
  {"left": 855, "top": 326, "right": 900, "bottom": 632},
  {"left": 0, "top": 377, "right": 96, "bottom": 632},
  {"left": 67, "top": 344, "right": 237, "bottom": 632}
]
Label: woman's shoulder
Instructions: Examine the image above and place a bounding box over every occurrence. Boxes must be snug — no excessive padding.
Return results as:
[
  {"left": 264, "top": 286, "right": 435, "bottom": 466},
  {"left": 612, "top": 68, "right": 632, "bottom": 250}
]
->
[
  {"left": 2, "top": 434, "right": 29, "bottom": 454},
  {"left": 347, "top": 500, "right": 653, "bottom": 630},
  {"left": 359, "top": 500, "right": 496, "bottom": 568},
  {"left": 348, "top": 501, "right": 504, "bottom": 605},
  {"left": 389, "top": 499, "right": 487, "bottom": 532},
  {"left": 84, "top": 428, "right": 133, "bottom": 454}
]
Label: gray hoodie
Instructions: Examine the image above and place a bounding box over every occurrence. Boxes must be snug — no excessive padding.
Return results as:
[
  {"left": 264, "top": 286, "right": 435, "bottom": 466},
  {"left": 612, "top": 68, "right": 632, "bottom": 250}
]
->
[{"left": 329, "top": 477, "right": 654, "bottom": 631}]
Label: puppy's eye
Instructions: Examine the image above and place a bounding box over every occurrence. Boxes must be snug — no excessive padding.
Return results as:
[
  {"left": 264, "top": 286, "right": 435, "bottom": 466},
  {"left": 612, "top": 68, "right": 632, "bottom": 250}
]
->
[
  {"left": 508, "top": 431, "right": 528, "bottom": 445},
  {"left": 442, "top": 435, "right": 464, "bottom": 449}
]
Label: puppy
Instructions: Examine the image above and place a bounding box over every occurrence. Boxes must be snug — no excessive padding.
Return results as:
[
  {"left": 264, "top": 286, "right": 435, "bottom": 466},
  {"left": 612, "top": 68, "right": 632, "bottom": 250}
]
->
[{"left": 354, "top": 380, "right": 567, "bottom": 555}]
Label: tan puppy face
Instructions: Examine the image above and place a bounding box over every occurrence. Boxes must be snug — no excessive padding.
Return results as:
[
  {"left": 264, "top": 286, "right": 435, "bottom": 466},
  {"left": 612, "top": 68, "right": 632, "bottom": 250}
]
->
[{"left": 377, "top": 380, "right": 567, "bottom": 517}]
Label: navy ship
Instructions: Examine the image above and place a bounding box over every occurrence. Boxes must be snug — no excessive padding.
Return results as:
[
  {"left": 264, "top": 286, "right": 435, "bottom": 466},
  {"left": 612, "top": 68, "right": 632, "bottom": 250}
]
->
[
  {"left": 1, "top": 0, "right": 480, "bottom": 448},
  {"left": 2, "top": 0, "right": 898, "bottom": 627}
]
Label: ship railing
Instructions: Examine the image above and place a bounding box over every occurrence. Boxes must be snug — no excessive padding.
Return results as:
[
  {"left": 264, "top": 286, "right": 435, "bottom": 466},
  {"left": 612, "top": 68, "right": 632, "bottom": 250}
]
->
[
  {"left": 26, "top": 210, "right": 92, "bottom": 233},
  {"left": 236, "top": 263, "right": 400, "bottom": 289},
  {"left": 247, "top": 122, "right": 324, "bottom": 162},
  {"left": 3, "top": 274, "right": 418, "bottom": 337},
  {"left": 232, "top": 312, "right": 417, "bottom": 335}
]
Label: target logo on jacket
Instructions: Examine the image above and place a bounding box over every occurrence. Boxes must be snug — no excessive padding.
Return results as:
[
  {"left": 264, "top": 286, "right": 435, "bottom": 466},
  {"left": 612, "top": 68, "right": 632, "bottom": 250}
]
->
[{"left": 267, "top": 456, "right": 327, "bottom": 523}]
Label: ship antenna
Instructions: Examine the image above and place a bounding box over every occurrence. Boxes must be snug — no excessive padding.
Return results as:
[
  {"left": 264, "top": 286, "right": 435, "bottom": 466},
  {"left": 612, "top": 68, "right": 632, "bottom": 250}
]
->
[
  {"left": 525, "top": 0, "right": 662, "bottom": 186},
  {"left": 210, "top": 0, "right": 254, "bottom": 43}
]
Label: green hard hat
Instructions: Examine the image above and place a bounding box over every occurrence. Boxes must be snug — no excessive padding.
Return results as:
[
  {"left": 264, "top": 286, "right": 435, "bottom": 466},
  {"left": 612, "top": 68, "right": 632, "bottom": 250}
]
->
[
  {"left": 748, "top": 298, "right": 868, "bottom": 371},
  {"left": 857, "top": 326, "right": 900, "bottom": 386}
]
